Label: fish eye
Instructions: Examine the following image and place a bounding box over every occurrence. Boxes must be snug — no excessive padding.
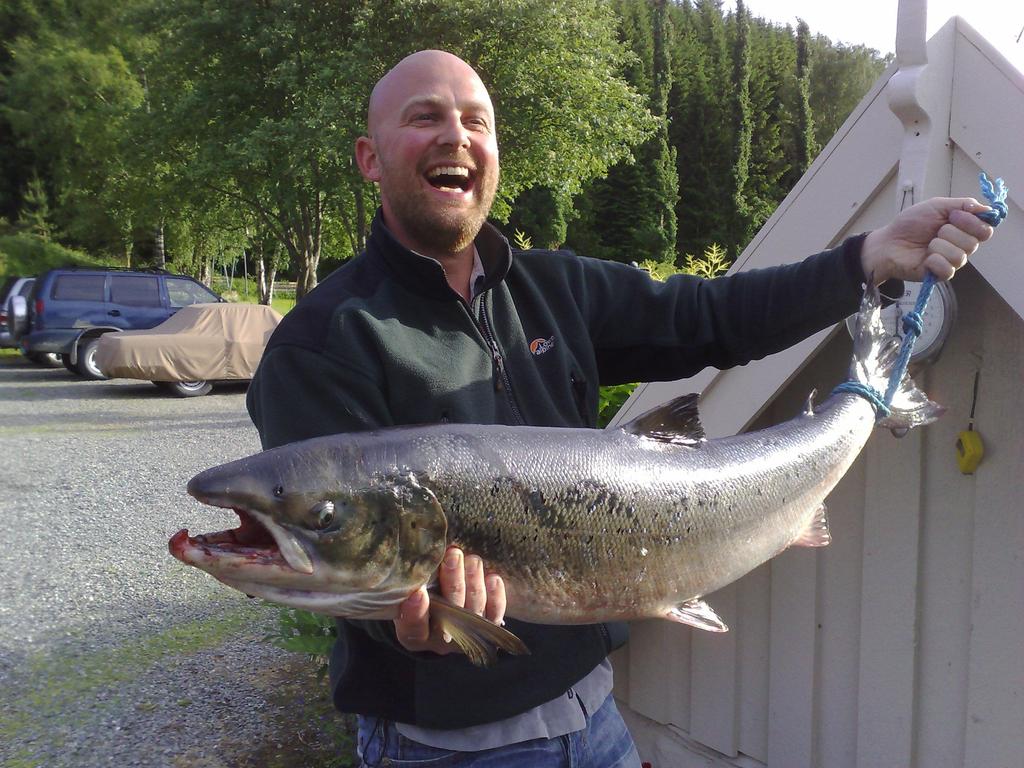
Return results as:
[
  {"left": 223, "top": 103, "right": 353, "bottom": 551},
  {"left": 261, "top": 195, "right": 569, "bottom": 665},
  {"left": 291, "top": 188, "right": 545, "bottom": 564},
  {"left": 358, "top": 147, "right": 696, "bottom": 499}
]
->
[
  {"left": 273, "top": 485, "right": 285, "bottom": 498},
  {"left": 312, "top": 500, "right": 335, "bottom": 530}
]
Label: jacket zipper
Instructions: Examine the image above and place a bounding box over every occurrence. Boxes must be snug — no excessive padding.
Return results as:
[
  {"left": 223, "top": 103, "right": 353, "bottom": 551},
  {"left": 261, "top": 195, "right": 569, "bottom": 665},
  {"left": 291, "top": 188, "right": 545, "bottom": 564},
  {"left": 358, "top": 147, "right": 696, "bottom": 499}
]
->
[{"left": 476, "top": 295, "right": 525, "bottom": 425}]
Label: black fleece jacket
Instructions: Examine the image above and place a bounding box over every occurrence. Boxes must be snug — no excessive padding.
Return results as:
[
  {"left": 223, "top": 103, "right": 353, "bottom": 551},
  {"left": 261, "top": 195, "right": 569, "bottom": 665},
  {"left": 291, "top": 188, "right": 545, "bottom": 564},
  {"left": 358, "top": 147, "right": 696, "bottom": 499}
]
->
[{"left": 246, "top": 212, "right": 870, "bottom": 728}]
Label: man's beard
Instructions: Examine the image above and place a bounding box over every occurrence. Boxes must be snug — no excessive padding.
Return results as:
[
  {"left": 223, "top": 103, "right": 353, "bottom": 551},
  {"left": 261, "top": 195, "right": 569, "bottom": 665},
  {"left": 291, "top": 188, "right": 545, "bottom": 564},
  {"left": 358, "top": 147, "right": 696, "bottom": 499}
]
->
[
  {"left": 401, "top": 198, "right": 489, "bottom": 254},
  {"left": 379, "top": 161, "right": 498, "bottom": 256}
]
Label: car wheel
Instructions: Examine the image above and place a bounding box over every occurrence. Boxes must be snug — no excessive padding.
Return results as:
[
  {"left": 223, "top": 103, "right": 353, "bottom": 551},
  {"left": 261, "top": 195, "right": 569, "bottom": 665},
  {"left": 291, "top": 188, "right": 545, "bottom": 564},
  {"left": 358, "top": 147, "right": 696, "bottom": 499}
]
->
[
  {"left": 24, "top": 351, "right": 62, "bottom": 367},
  {"left": 163, "top": 380, "right": 213, "bottom": 397},
  {"left": 61, "top": 353, "right": 79, "bottom": 374},
  {"left": 76, "top": 337, "right": 108, "bottom": 380}
]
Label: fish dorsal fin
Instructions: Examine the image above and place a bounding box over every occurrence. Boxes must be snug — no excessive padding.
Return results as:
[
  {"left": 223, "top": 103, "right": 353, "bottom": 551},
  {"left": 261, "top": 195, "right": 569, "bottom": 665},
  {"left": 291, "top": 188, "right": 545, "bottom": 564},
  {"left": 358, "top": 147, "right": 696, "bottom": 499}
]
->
[
  {"left": 792, "top": 504, "right": 831, "bottom": 548},
  {"left": 804, "top": 389, "right": 818, "bottom": 417},
  {"left": 622, "top": 394, "right": 705, "bottom": 445},
  {"left": 666, "top": 598, "right": 728, "bottom": 632}
]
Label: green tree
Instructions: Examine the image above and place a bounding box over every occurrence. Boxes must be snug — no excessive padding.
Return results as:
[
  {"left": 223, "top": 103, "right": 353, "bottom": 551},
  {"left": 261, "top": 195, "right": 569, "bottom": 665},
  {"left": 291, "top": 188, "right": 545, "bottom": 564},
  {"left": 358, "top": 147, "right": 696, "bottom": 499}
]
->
[
  {"left": 3, "top": 31, "right": 145, "bottom": 257},
  {"left": 643, "top": 0, "right": 679, "bottom": 264},
  {"left": 791, "top": 19, "right": 817, "bottom": 182},
  {"left": 668, "top": 0, "right": 733, "bottom": 260},
  {"left": 569, "top": 1, "right": 888, "bottom": 269},
  {"left": 0, "top": 0, "right": 55, "bottom": 224},
  {"left": 353, "top": 0, "right": 657, "bottom": 217},
  {"left": 727, "top": 0, "right": 753, "bottom": 255},
  {"left": 564, "top": 0, "right": 677, "bottom": 265},
  {"left": 0, "top": 0, "right": 166, "bottom": 262},
  {"left": 140, "top": 0, "right": 655, "bottom": 297},
  {"left": 0, "top": 0, "right": 888, "bottom": 283},
  {"left": 744, "top": 23, "right": 794, "bottom": 222},
  {"left": 161, "top": 194, "right": 248, "bottom": 281},
  {"left": 506, "top": 186, "right": 569, "bottom": 250},
  {"left": 808, "top": 37, "right": 889, "bottom": 149},
  {"left": 17, "top": 173, "right": 53, "bottom": 240}
]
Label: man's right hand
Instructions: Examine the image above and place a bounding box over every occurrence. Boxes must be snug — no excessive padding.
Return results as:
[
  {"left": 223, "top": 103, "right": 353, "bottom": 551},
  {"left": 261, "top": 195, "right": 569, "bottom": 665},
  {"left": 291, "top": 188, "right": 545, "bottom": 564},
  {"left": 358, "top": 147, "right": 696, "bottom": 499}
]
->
[
  {"left": 394, "top": 546, "right": 507, "bottom": 656},
  {"left": 860, "top": 197, "right": 993, "bottom": 284}
]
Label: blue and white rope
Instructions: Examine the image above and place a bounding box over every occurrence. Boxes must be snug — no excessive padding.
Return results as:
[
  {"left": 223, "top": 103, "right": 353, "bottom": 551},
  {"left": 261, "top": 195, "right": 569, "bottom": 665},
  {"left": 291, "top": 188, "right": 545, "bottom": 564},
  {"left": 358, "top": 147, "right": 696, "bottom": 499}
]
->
[{"left": 836, "top": 172, "right": 1008, "bottom": 417}]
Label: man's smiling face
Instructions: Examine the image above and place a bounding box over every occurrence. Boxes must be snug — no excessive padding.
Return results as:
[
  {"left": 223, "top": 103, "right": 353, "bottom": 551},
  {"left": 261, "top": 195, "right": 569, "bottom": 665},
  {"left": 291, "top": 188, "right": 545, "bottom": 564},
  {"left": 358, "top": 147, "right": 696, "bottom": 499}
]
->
[{"left": 356, "top": 51, "right": 500, "bottom": 259}]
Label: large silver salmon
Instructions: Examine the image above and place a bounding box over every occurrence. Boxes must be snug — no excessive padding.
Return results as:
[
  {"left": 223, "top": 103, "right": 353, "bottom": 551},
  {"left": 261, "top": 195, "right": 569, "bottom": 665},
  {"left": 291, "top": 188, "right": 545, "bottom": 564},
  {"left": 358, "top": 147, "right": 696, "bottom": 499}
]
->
[{"left": 171, "top": 284, "right": 941, "bottom": 665}]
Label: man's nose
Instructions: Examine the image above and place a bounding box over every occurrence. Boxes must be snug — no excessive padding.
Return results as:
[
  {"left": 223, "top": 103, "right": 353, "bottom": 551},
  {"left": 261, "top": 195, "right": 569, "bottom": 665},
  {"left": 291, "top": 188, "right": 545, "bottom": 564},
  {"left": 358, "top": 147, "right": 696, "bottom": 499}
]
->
[{"left": 437, "top": 114, "right": 471, "bottom": 149}]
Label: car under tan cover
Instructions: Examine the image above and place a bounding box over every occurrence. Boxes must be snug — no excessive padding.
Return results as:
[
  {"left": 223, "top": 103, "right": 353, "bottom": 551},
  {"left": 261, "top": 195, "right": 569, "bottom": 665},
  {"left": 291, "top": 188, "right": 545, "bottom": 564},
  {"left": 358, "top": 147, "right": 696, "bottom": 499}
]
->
[{"left": 95, "top": 303, "right": 282, "bottom": 382}]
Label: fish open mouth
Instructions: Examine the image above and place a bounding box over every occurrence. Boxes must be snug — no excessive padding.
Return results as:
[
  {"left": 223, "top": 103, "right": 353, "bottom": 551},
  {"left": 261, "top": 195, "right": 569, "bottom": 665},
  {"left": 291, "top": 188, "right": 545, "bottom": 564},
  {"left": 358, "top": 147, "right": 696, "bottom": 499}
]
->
[
  {"left": 169, "top": 509, "right": 290, "bottom": 569},
  {"left": 170, "top": 507, "right": 401, "bottom": 618}
]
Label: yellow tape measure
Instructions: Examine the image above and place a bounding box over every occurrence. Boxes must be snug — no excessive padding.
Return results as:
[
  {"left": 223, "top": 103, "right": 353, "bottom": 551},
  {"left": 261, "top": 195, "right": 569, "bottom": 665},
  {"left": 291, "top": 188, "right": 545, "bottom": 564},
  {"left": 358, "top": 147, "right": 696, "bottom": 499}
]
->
[{"left": 956, "top": 369, "right": 984, "bottom": 475}]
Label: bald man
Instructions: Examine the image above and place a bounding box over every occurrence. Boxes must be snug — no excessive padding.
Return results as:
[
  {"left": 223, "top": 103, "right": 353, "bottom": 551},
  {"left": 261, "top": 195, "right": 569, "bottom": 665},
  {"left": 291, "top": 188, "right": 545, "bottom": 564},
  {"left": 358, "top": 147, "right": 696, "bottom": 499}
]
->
[
  {"left": 248, "top": 50, "right": 991, "bottom": 767},
  {"left": 356, "top": 50, "right": 501, "bottom": 300}
]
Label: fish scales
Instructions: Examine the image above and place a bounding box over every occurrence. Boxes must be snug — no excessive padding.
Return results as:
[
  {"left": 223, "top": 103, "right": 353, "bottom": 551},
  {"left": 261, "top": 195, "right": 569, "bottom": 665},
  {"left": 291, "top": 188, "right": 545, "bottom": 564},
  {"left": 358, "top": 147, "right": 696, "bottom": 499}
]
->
[{"left": 361, "top": 390, "right": 875, "bottom": 624}]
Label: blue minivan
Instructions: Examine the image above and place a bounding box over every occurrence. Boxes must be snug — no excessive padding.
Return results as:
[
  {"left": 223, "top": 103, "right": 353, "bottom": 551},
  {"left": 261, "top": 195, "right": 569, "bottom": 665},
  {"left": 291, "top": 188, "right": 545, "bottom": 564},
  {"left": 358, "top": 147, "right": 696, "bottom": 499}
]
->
[{"left": 14, "top": 267, "right": 222, "bottom": 379}]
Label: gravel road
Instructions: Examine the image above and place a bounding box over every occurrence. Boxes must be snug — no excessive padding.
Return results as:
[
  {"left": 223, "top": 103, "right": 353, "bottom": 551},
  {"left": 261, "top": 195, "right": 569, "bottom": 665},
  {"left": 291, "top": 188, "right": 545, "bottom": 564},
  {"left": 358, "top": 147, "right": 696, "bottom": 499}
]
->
[{"left": 0, "top": 356, "right": 355, "bottom": 767}]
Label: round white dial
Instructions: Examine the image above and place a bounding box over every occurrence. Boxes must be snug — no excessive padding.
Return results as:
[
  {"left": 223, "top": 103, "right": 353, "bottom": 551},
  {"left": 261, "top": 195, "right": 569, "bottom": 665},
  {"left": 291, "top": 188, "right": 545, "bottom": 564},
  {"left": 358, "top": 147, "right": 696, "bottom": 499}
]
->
[
  {"left": 882, "top": 280, "right": 956, "bottom": 363},
  {"left": 846, "top": 280, "right": 957, "bottom": 365}
]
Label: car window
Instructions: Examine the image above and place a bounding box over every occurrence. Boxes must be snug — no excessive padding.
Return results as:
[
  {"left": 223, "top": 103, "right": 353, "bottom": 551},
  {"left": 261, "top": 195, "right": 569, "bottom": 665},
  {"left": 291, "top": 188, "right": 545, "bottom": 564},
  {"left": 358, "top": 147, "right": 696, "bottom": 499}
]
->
[
  {"left": 52, "top": 274, "right": 105, "bottom": 301},
  {"left": 18, "top": 279, "right": 35, "bottom": 298},
  {"left": 110, "top": 274, "right": 162, "bottom": 307},
  {"left": 166, "top": 277, "right": 219, "bottom": 308}
]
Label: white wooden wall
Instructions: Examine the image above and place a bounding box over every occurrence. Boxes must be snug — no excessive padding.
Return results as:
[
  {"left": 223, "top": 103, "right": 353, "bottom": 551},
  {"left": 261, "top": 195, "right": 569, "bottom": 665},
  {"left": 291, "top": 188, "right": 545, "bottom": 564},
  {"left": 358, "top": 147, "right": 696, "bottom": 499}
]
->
[
  {"left": 614, "top": 261, "right": 1024, "bottom": 768},
  {"left": 613, "top": 19, "right": 1024, "bottom": 768}
]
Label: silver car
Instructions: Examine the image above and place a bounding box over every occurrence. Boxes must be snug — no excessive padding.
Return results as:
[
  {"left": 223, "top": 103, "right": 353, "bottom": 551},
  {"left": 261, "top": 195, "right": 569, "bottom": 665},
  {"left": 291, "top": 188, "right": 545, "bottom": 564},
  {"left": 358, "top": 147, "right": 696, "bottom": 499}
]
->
[{"left": 1, "top": 277, "right": 59, "bottom": 366}]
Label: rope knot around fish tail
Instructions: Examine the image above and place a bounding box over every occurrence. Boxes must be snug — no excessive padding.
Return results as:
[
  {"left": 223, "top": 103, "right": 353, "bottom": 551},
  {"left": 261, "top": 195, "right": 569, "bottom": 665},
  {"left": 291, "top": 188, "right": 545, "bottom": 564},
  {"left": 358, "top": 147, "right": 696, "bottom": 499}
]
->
[
  {"left": 833, "top": 381, "right": 892, "bottom": 417},
  {"left": 831, "top": 171, "right": 1008, "bottom": 419}
]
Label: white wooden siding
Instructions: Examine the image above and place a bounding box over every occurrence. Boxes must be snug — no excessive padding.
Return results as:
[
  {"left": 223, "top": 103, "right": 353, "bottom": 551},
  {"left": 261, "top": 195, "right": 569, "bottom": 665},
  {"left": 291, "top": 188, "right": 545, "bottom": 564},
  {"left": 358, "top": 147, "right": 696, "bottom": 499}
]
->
[
  {"left": 614, "top": 17, "right": 1024, "bottom": 767},
  {"left": 617, "top": 270, "right": 1024, "bottom": 768}
]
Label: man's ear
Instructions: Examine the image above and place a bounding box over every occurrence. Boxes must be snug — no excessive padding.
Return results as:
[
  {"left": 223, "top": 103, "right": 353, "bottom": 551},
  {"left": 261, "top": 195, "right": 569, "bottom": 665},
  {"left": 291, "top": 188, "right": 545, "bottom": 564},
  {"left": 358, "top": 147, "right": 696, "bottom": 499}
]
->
[{"left": 355, "top": 136, "right": 381, "bottom": 182}]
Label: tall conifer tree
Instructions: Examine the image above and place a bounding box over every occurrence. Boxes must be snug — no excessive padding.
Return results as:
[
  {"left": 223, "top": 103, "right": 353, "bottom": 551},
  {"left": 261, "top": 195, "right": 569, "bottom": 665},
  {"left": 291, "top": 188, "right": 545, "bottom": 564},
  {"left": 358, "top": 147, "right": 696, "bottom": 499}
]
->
[
  {"left": 564, "top": 0, "right": 677, "bottom": 264},
  {"left": 642, "top": 0, "right": 679, "bottom": 263},
  {"left": 745, "top": 24, "right": 793, "bottom": 226},
  {"left": 793, "top": 19, "right": 817, "bottom": 178},
  {"left": 728, "top": 0, "right": 752, "bottom": 255}
]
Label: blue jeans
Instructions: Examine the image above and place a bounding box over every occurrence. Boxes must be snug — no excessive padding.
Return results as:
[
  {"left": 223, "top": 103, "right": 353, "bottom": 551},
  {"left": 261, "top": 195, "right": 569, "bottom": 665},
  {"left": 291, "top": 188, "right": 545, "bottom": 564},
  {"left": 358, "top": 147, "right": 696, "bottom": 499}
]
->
[{"left": 357, "top": 693, "right": 641, "bottom": 767}]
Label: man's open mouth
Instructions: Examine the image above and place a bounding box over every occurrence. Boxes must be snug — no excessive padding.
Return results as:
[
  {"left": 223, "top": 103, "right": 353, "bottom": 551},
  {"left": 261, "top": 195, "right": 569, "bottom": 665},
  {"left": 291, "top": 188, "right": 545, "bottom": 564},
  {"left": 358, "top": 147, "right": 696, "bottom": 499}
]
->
[{"left": 425, "top": 165, "right": 474, "bottom": 193}]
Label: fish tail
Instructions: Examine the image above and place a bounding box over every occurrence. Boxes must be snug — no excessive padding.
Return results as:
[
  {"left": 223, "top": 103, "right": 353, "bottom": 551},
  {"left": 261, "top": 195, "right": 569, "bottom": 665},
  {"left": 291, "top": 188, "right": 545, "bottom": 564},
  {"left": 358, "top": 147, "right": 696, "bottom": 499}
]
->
[{"left": 847, "top": 282, "right": 944, "bottom": 431}]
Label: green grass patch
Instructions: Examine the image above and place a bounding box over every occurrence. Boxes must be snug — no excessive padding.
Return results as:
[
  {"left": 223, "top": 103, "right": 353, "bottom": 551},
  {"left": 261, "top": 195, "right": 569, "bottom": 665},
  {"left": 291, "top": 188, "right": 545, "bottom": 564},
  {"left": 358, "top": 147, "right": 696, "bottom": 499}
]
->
[
  {"left": 210, "top": 275, "right": 296, "bottom": 315},
  {"left": 0, "top": 605, "right": 262, "bottom": 743},
  {"left": 1, "top": 602, "right": 357, "bottom": 766},
  {"left": 0, "top": 422, "right": 151, "bottom": 435},
  {"left": 270, "top": 296, "right": 296, "bottom": 315},
  {"left": 2, "top": 749, "right": 42, "bottom": 768}
]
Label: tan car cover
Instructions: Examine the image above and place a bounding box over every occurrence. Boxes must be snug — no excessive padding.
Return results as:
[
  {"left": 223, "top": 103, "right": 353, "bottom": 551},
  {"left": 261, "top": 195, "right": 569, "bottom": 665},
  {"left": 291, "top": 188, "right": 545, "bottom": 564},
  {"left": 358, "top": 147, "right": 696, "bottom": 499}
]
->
[{"left": 95, "top": 303, "right": 283, "bottom": 382}]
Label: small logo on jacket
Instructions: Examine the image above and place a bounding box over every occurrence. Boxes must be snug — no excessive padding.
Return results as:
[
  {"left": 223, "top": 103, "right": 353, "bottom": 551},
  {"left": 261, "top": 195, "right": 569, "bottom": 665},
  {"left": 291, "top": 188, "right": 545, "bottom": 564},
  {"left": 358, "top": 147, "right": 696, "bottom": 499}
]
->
[{"left": 529, "top": 336, "right": 556, "bottom": 356}]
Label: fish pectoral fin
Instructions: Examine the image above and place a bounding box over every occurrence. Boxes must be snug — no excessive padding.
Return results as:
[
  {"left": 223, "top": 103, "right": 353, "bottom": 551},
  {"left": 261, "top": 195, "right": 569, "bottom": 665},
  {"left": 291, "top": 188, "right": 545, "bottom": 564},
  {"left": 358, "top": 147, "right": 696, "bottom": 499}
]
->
[
  {"left": 666, "top": 599, "right": 728, "bottom": 632},
  {"left": 621, "top": 393, "right": 706, "bottom": 446},
  {"left": 429, "top": 595, "right": 530, "bottom": 667},
  {"left": 792, "top": 504, "right": 831, "bottom": 548}
]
